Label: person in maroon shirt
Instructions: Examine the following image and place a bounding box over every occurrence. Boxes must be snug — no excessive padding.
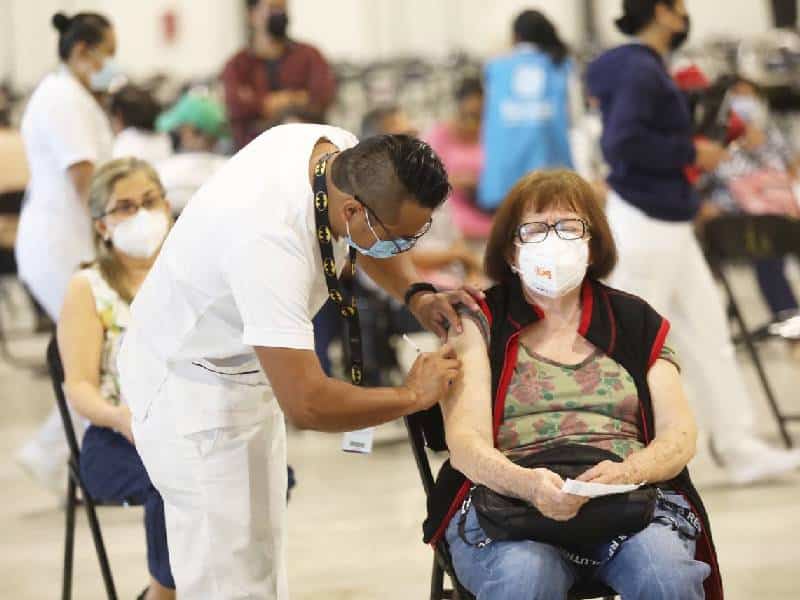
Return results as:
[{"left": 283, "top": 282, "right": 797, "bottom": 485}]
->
[{"left": 222, "top": 0, "right": 337, "bottom": 149}]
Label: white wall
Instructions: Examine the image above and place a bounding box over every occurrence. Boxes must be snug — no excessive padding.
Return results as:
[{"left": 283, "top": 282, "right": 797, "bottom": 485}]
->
[
  {"left": 0, "top": 0, "right": 786, "bottom": 90},
  {"left": 2, "top": 0, "right": 243, "bottom": 89}
]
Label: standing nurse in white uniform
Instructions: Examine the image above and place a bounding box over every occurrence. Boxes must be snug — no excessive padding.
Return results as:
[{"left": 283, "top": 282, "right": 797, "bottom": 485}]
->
[
  {"left": 120, "top": 127, "right": 477, "bottom": 598},
  {"left": 15, "top": 12, "right": 116, "bottom": 489},
  {"left": 17, "top": 11, "right": 116, "bottom": 318}
]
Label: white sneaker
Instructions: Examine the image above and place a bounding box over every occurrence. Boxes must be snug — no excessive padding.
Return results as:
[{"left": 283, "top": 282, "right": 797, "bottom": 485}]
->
[
  {"left": 720, "top": 437, "right": 800, "bottom": 485},
  {"left": 15, "top": 439, "right": 68, "bottom": 497}
]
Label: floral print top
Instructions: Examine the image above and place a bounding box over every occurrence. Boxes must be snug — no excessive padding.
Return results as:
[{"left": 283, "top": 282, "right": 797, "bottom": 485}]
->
[
  {"left": 79, "top": 265, "right": 130, "bottom": 406},
  {"left": 498, "top": 341, "right": 679, "bottom": 460}
]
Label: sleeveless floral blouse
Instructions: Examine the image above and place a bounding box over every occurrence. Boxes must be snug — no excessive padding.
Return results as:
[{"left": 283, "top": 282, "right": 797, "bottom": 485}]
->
[{"left": 78, "top": 265, "right": 131, "bottom": 406}]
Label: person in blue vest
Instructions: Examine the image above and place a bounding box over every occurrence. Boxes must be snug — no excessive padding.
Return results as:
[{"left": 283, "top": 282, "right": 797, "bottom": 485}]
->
[{"left": 478, "top": 9, "right": 574, "bottom": 212}]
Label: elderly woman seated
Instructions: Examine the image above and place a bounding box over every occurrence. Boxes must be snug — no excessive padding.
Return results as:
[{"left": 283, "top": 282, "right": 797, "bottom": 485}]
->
[{"left": 423, "top": 170, "right": 721, "bottom": 600}]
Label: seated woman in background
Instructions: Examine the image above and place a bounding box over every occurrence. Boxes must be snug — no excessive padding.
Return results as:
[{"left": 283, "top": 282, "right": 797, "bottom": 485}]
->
[
  {"left": 110, "top": 84, "right": 173, "bottom": 164},
  {"left": 58, "top": 158, "right": 175, "bottom": 600},
  {"left": 154, "top": 92, "right": 228, "bottom": 215},
  {"left": 700, "top": 76, "right": 800, "bottom": 356},
  {"left": 423, "top": 171, "right": 721, "bottom": 600},
  {"left": 426, "top": 77, "right": 490, "bottom": 244}
]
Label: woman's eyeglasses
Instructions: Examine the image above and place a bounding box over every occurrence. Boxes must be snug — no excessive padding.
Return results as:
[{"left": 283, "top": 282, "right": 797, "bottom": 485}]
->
[
  {"left": 101, "top": 193, "right": 167, "bottom": 219},
  {"left": 516, "top": 219, "right": 588, "bottom": 244}
]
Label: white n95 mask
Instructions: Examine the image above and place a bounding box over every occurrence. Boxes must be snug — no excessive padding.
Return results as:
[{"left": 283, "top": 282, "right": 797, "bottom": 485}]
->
[
  {"left": 513, "top": 236, "right": 589, "bottom": 298},
  {"left": 110, "top": 209, "right": 169, "bottom": 259}
]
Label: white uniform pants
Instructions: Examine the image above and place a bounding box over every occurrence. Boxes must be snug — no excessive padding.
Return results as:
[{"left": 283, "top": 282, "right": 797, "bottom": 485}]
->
[
  {"left": 605, "top": 193, "right": 755, "bottom": 451},
  {"left": 133, "top": 381, "right": 288, "bottom": 600}
]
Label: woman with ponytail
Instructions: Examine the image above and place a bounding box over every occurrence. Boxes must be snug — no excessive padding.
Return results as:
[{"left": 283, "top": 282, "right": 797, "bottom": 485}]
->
[
  {"left": 15, "top": 11, "right": 120, "bottom": 493},
  {"left": 59, "top": 158, "right": 175, "bottom": 600},
  {"left": 587, "top": 0, "right": 800, "bottom": 490},
  {"left": 479, "top": 9, "right": 576, "bottom": 212}
]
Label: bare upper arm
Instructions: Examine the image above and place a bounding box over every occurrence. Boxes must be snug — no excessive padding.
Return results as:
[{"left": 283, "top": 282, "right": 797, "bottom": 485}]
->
[
  {"left": 647, "top": 358, "right": 697, "bottom": 439},
  {"left": 57, "top": 273, "right": 104, "bottom": 389},
  {"left": 67, "top": 161, "right": 94, "bottom": 202},
  {"left": 440, "top": 317, "right": 494, "bottom": 445},
  {"left": 254, "top": 346, "right": 326, "bottom": 425}
]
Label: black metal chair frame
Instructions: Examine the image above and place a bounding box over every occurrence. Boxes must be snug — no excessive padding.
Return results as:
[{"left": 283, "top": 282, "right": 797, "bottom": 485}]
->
[
  {"left": 404, "top": 411, "right": 616, "bottom": 600},
  {"left": 47, "top": 336, "right": 138, "bottom": 600},
  {"left": 703, "top": 214, "right": 800, "bottom": 448}
]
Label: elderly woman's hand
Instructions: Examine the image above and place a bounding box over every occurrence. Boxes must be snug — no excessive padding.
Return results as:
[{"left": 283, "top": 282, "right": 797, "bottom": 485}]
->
[
  {"left": 529, "top": 468, "right": 589, "bottom": 521},
  {"left": 577, "top": 460, "right": 640, "bottom": 486}
]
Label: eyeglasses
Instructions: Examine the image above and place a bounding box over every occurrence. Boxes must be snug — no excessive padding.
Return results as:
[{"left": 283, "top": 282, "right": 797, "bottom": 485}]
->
[
  {"left": 354, "top": 195, "right": 432, "bottom": 254},
  {"left": 516, "top": 219, "right": 588, "bottom": 244},
  {"left": 100, "top": 192, "right": 167, "bottom": 219}
]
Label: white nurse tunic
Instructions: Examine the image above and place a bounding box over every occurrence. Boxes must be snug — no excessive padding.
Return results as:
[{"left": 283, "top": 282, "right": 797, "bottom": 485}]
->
[{"left": 16, "top": 66, "right": 113, "bottom": 319}]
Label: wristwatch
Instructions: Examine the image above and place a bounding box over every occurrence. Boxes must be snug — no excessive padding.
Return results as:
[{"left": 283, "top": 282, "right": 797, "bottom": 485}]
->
[{"left": 404, "top": 282, "right": 438, "bottom": 306}]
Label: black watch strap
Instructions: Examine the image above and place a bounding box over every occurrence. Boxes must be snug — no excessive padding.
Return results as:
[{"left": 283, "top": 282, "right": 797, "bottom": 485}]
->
[{"left": 404, "top": 282, "right": 437, "bottom": 306}]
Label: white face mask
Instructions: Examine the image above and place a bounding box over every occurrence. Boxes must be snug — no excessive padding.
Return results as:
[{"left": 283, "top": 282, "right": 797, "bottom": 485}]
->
[
  {"left": 512, "top": 236, "right": 589, "bottom": 298},
  {"left": 730, "top": 95, "right": 768, "bottom": 128},
  {"left": 108, "top": 209, "right": 169, "bottom": 259}
]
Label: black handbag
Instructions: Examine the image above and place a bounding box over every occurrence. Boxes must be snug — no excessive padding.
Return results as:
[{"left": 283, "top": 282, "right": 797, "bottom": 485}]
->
[{"left": 466, "top": 444, "right": 657, "bottom": 547}]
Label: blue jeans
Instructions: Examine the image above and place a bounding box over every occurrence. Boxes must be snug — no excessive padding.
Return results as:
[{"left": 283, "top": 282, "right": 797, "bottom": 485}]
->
[
  {"left": 754, "top": 258, "right": 799, "bottom": 317},
  {"left": 80, "top": 425, "right": 175, "bottom": 589},
  {"left": 446, "top": 492, "right": 710, "bottom": 600}
]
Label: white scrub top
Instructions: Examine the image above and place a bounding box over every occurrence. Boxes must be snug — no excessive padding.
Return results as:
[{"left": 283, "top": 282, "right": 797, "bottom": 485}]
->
[
  {"left": 16, "top": 66, "right": 113, "bottom": 319},
  {"left": 112, "top": 127, "right": 173, "bottom": 164},
  {"left": 119, "top": 123, "right": 357, "bottom": 434},
  {"left": 155, "top": 151, "right": 228, "bottom": 214}
]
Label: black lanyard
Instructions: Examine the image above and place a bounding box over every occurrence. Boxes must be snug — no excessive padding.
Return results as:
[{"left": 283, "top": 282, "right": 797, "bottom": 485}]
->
[{"left": 313, "top": 153, "right": 364, "bottom": 386}]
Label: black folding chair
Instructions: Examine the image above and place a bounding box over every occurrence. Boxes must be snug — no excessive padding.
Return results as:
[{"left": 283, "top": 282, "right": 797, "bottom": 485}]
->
[
  {"left": 703, "top": 214, "right": 800, "bottom": 448},
  {"left": 404, "top": 410, "right": 616, "bottom": 600},
  {"left": 47, "top": 336, "right": 141, "bottom": 600}
]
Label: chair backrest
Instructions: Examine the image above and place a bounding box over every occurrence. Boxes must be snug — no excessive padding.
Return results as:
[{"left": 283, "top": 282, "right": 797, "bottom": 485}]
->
[
  {"left": 46, "top": 336, "right": 82, "bottom": 463},
  {"left": 403, "top": 414, "right": 436, "bottom": 497},
  {"left": 404, "top": 406, "right": 451, "bottom": 497},
  {"left": 703, "top": 214, "right": 800, "bottom": 263}
]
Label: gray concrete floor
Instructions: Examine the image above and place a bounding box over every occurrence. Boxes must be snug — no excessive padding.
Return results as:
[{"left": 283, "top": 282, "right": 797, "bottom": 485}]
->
[{"left": 1, "top": 266, "right": 799, "bottom": 599}]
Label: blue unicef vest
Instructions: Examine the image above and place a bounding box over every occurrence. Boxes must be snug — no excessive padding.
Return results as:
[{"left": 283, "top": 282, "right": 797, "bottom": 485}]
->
[{"left": 478, "top": 45, "right": 574, "bottom": 211}]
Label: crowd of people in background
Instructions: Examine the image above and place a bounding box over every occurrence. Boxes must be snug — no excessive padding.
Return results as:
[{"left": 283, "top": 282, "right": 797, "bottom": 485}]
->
[{"left": 2, "top": 0, "right": 800, "bottom": 598}]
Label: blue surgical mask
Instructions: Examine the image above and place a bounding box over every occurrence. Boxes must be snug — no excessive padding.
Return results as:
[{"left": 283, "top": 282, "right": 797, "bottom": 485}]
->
[
  {"left": 345, "top": 211, "right": 414, "bottom": 259},
  {"left": 90, "top": 57, "right": 121, "bottom": 92}
]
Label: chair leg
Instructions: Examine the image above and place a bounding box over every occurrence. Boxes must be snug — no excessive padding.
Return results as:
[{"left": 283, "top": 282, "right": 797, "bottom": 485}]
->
[
  {"left": 430, "top": 557, "right": 445, "bottom": 600},
  {"left": 719, "top": 270, "right": 793, "bottom": 448},
  {"left": 81, "top": 491, "right": 118, "bottom": 600},
  {"left": 62, "top": 476, "right": 77, "bottom": 600}
]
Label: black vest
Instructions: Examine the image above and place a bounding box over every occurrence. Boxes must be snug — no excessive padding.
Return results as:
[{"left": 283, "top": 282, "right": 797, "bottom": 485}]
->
[{"left": 420, "top": 278, "right": 723, "bottom": 600}]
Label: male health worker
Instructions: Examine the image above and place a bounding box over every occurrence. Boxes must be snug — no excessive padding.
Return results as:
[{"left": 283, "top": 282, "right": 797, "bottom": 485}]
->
[{"left": 119, "top": 124, "right": 477, "bottom": 599}]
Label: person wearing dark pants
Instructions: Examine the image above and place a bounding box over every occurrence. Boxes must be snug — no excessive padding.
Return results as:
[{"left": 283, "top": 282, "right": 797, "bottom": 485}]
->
[
  {"left": 755, "top": 258, "right": 799, "bottom": 317},
  {"left": 80, "top": 426, "right": 174, "bottom": 590}
]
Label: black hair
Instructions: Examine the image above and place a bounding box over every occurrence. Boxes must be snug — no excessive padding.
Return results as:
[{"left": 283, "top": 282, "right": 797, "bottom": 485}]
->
[
  {"left": 615, "top": 0, "right": 677, "bottom": 35},
  {"left": 245, "top": 0, "right": 260, "bottom": 10},
  {"left": 52, "top": 12, "right": 111, "bottom": 61},
  {"left": 0, "top": 84, "right": 11, "bottom": 128},
  {"left": 455, "top": 77, "right": 483, "bottom": 102},
  {"left": 513, "top": 10, "right": 569, "bottom": 65},
  {"left": 360, "top": 105, "right": 401, "bottom": 139},
  {"left": 332, "top": 135, "right": 451, "bottom": 216},
  {"left": 110, "top": 85, "right": 162, "bottom": 132}
]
